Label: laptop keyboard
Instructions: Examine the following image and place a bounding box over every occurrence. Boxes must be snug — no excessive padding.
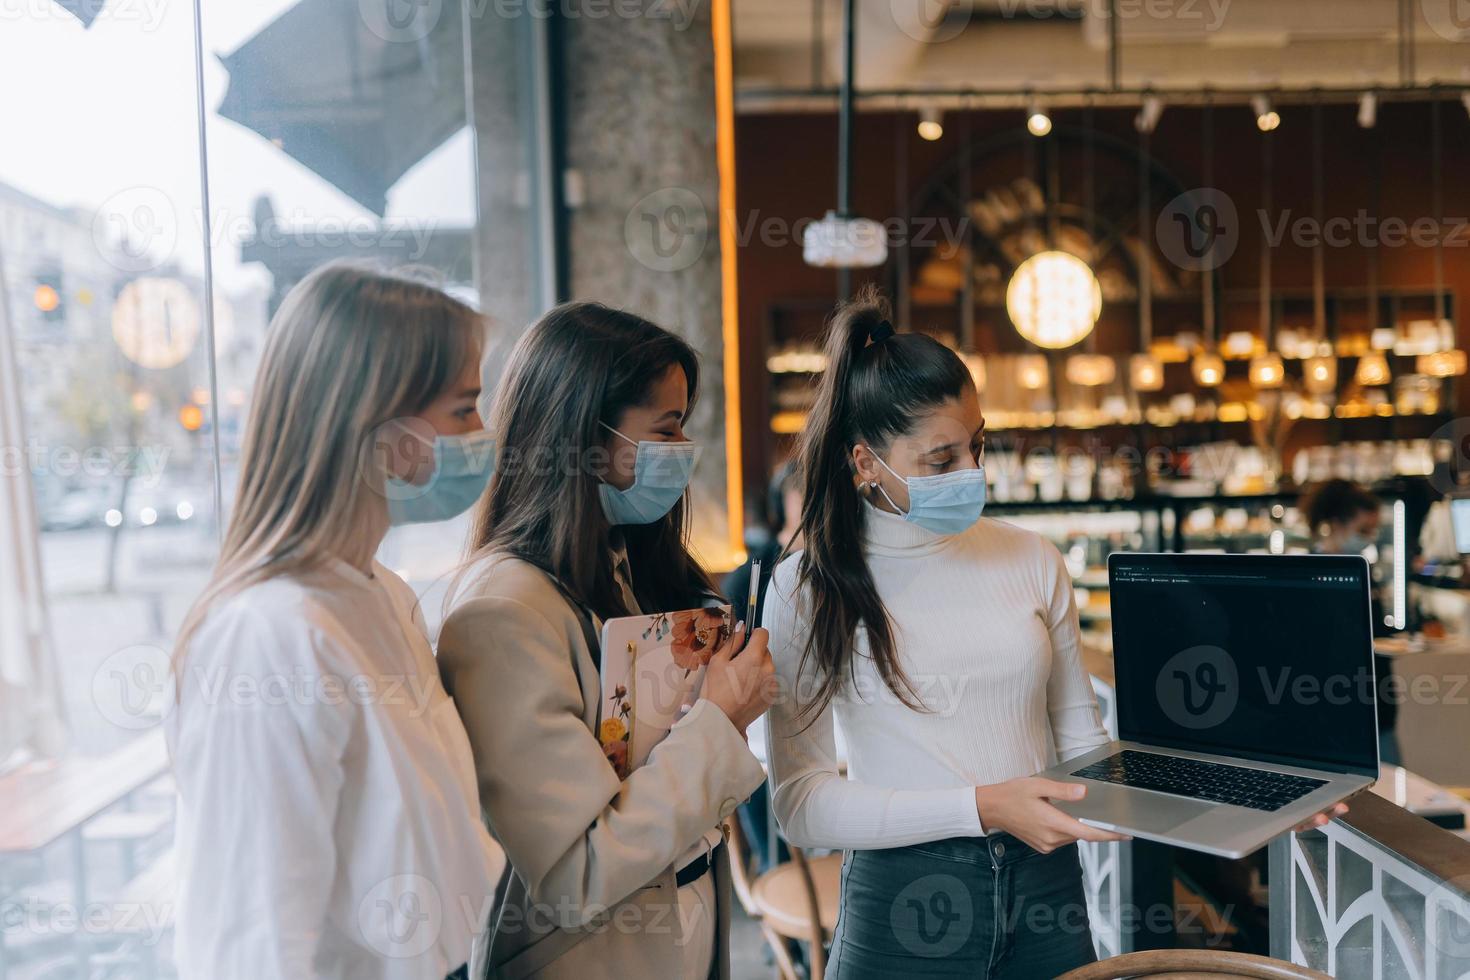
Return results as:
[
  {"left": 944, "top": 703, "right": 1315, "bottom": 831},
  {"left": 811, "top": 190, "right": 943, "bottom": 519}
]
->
[{"left": 1071, "top": 750, "right": 1327, "bottom": 812}]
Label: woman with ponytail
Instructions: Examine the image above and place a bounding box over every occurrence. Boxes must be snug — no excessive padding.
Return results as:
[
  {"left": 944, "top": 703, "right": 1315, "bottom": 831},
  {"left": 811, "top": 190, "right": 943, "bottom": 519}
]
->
[{"left": 762, "top": 287, "right": 1122, "bottom": 978}]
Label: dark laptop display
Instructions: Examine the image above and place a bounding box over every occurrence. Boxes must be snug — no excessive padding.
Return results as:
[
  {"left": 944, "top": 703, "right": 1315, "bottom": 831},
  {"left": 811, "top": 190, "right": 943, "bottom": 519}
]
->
[{"left": 1108, "top": 553, "right": 1379, "bottom": 778}]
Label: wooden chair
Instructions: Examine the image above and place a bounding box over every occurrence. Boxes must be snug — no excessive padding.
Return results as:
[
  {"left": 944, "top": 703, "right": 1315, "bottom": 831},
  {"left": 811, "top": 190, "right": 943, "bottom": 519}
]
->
[
  {"left": 725, "top": 816, "right": 843, "bottom": 980},
  {"left": 1057, "top": 949, "right": 1334, "bottom": 979}
]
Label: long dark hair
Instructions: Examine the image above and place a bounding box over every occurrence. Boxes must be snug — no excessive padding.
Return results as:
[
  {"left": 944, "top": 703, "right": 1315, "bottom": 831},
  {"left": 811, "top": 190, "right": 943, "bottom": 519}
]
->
[
  {"left": 469, "top": 302, "right": 717, "bottom": 619},
  {"left": 792, "top": 286, "right": 972, "bottom": 718}
]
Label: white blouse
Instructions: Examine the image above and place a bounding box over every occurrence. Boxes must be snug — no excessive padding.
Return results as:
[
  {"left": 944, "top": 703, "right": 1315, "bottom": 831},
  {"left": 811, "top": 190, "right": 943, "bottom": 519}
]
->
[
  {"left": 763, "top": 505, "right": 1110, "bottom": 850},
  {"left": 168, "top": 559, "right": 504, "bottom": 980}
]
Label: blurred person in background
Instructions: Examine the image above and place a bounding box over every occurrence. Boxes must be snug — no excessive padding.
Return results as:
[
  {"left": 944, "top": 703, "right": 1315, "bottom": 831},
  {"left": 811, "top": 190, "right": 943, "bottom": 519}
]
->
[{"left": 168, "top": 262, "right": 503, "bottom": 980}]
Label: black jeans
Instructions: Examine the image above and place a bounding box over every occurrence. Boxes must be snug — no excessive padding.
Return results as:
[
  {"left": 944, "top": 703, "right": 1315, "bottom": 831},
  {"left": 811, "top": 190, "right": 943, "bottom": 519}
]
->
[{"left": 828, "top": 834, "right": 1097, "bottom": 979}]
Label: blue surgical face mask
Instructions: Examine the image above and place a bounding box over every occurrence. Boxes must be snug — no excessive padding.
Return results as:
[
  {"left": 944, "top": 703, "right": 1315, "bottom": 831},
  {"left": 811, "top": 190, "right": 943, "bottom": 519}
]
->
[
  {"left": 385, "top": 428, "right": 496, "bottom": 525},
  {"left": 598, "top": 423, "right": 697, "bottom": 526},
  {"left": 869, "top": 450, "right": 987, "bottom": 536}
]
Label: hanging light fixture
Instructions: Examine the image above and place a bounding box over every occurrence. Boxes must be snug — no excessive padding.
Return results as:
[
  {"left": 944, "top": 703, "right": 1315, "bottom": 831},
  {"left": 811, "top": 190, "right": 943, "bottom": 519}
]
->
[
  {"left": 1357, "top": 91, "right": 1377, "bottom": 128},
  {"left": 1130, "top": 353, "right": 1164, "bottom": 391},
  {"left": 1249, "top": 353, "right": 1285, "bottom": 387},
  {"left": 1423, "top": 92, "right": 1468, "bottom": 385},
  {"left": 1250, "top": 106, "right": 1282, "bottom": 391},
  {"left": 1005, "top": 251, "right": 1102, "bottom": 349},
  {"left": 1066, "top": 354, "right": 1116, "bottom": 387},
  {"left": 803, "top": 0, "right": 888, "bottom": 272},
  {"left": 1191, "top": 96, "right": 1223, "bottom": 390},
  {"left": 1026, "top": 99, "right": 1052, "bottom": 137},
  {"left": 1355, "top": 352, "right": 1391, "bottom": 386},
  {"left": 1016, "top": 354, "right": 1050, "bottom": 390},
  {"left": 1252, "top": 94, "right": 1280, "bottom": 132},
  {"left": 1304, "top": 345, "right": 1339, "bottom": 394},
  {"left": 1132, "top": 105, "right": 1164, "bottom": 394},
  {"left": 1192, "top": 349, "right": 1225, "bottom": 386},
  {"left": 1417, "top": 350, "right": 1467, "bottom": 377},
  {"left": 917, "top": 105, "right": 944, "bottom": 142}
]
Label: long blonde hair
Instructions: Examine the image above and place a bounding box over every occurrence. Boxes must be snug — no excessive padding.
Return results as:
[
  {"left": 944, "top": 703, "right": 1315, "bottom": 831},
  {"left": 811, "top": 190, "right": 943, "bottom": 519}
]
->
[{"left": 174, "top": 261, "right": 484, "bottom": 668}]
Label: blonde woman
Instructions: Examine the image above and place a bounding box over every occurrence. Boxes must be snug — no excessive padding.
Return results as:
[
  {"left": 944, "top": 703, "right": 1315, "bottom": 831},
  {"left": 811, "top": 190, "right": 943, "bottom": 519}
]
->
[{"left": 168, "top": 262, "right": 504, "bottom": 980}]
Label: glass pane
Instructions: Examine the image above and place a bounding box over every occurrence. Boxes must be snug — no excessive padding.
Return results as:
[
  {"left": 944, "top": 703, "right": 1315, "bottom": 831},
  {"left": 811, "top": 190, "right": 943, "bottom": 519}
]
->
[{"left": 0, "top": 2, "right": 216, "bottom": 974}]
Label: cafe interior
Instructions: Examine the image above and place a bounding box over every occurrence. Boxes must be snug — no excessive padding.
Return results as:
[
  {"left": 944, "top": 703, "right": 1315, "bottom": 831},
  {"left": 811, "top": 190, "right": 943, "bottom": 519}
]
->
[{"left": 3, "top": 0, "right": 1470, "bottom": 977}]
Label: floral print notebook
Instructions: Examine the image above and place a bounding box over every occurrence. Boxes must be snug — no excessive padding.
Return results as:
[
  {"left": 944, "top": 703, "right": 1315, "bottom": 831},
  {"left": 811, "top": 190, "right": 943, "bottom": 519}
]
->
[{"left": 598, "top": 605, "right": 733, "bottom": 779}]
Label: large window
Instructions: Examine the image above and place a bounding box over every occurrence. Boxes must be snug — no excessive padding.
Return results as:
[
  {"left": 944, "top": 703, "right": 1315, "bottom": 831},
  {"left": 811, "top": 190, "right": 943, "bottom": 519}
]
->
[{"left": 0, "top": 2, "right": 546, "bottom": 973}]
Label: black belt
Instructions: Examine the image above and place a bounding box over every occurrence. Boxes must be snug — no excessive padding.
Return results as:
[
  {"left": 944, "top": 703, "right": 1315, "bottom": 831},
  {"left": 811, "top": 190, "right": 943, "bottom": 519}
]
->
[{"left": 675, "top": 842, "right": 722, "bottom": 888}]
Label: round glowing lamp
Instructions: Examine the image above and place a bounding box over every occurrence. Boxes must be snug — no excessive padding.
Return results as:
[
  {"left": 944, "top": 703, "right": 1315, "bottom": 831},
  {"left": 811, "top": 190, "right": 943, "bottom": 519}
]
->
[{"left": 1005, "top": 251, "right": 1102, "bottom": 350}]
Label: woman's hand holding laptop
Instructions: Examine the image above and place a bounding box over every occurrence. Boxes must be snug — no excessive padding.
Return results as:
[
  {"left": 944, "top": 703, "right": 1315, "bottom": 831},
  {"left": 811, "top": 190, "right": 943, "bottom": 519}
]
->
[
  {"left": 1292, "top": 801, "right": 1350, "bottom": 833},
  {"left": 975, "top": 777, "right": 1132, "bottom": 854}
]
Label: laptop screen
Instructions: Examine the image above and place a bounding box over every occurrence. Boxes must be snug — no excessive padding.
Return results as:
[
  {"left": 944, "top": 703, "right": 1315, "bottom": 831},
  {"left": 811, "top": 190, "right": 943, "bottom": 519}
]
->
[{"left": 1108, "top": 553, "right": 1379, "bottom": 777}]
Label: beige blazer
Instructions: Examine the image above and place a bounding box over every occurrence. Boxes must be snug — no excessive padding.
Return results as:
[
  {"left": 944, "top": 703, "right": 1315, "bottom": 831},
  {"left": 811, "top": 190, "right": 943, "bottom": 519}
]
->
[{"left": 437, "top": 554, "right": 766, "bottom": 980}]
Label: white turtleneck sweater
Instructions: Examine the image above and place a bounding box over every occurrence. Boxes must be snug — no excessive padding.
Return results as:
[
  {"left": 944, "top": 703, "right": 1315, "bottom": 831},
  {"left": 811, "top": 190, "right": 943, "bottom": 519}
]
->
[{"left": 762, "top": 504, "right": 1109, "bottom": 850}]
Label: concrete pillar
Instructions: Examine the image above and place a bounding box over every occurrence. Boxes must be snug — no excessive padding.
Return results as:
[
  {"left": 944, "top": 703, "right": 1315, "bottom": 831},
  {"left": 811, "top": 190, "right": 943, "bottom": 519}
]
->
[{"left": 560, "top": 1, "right": 734, "bottom": 566}]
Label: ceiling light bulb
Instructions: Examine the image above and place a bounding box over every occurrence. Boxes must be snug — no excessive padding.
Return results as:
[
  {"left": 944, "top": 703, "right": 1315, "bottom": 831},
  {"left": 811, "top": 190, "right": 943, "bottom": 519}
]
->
[
  {"left": 1135, "top": 95, "right": 1164, "bottom": 134},
  {"left": 1357, "top": 91, "right": 1377, "bottom": 129},
  {"left": 917, "top": 106, "right": 943, "bottom": 142},
  {"left": 1252, "top": 94, "right": 1279, "bottom": 132},
  {"left": 1026, "top": 102, "right": 1052, "bottom": 137}
]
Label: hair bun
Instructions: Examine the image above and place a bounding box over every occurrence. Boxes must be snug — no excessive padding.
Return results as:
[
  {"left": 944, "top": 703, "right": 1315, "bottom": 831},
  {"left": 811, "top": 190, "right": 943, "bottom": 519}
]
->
[{"left": 867, "top": 320, "right": 894, "bottom": 345}]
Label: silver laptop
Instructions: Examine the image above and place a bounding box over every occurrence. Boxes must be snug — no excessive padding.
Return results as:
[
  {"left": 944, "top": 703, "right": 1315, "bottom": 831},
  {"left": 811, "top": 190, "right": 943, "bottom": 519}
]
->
[{"left": 1038, "top": 552, "right": 1379, "bottom": 859}]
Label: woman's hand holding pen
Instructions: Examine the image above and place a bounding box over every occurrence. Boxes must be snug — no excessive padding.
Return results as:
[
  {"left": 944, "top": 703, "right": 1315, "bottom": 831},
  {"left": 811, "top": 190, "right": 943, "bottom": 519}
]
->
[{"left": 704, "top": 622, "right": 778, "bottom": 735}]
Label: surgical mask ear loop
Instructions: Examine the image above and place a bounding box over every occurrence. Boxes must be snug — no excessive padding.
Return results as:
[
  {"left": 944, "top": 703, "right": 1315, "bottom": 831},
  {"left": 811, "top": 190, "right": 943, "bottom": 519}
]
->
[{"left": 863, "top": 447, "right": 908, "bottom": 516}]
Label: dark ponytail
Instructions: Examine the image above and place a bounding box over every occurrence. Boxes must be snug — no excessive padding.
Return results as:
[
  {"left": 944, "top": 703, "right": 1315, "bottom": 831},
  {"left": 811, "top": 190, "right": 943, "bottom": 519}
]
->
[{"left": 791, "top": 285, "right": 973, "bottom": 719}]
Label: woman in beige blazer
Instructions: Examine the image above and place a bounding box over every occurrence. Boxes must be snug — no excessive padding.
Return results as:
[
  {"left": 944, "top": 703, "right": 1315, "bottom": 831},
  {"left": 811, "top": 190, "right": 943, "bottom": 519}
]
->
[{"left": 438, "top": 302, "right": 776, "bottom": 980}]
